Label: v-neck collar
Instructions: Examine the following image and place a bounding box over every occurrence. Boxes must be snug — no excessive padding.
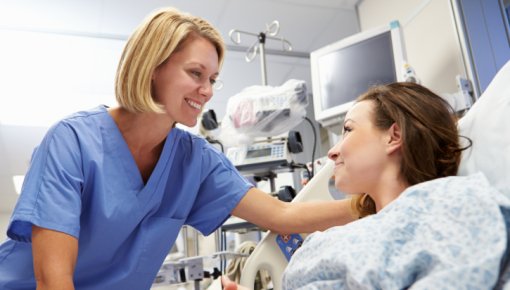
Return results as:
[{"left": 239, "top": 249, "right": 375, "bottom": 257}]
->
[{"left": 100, "top": 105, "right": 180, "bottom": 195}]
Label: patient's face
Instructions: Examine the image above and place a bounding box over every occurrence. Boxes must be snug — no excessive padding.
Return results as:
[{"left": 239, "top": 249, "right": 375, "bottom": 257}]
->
[{"left": 327, "top": 101, "right": 389, "bottom": 195}]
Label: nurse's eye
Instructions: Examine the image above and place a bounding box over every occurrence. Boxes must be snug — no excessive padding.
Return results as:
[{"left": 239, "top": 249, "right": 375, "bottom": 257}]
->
[
  {"left": 190, "top": 70, "right": 202, "bottom": 79},
  {"left": 209, "top": 78, "right": 217, "bottom": 85}
]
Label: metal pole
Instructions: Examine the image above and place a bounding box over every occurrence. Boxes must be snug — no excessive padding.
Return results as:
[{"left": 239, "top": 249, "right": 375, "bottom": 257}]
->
[
  {"left": 229, "top": 22, "right": 293, "bottom": 86},
  {"left": 214, "top": 228, "right": 222, "bottom": 252},
  {"left": 193, "top": 229, "right": 200, "bottom": 256},
  {"left": 258, "top": 32, "right": 267, "bottom": 85},
  {"left": 182, "top": 226, "right": 189, "bottom": 257}
]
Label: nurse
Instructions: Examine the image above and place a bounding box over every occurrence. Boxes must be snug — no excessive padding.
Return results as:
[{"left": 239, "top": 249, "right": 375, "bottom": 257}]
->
[{"left": 0, "top": 7, "right": 353, "bottom": 290}]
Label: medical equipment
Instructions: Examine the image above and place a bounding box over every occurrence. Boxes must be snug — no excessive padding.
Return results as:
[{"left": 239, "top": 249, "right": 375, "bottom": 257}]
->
[
  {"left": 226, "top": 140, "right": 290, "bottom": 169},
  {"left": 153, "top": 252, "right": 248, "bottom": 289},
  {"left": 201, "top": 110, "right": 219, "bottom": 131},
  {"left": 440, "top": 75, "right": 474, "bottom": 113},
  {"left": 310, "top": 21, "right": 408, "bottom": 129},
  {"left": 226, "top": 130, "right": 304, "bottom": 168},
  {"left": 226, "top": 129, "right": 307, "bottom": 193}
]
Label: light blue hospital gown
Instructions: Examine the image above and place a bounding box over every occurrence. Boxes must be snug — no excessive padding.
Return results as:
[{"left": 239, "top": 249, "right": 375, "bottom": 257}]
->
[
  {"left": 0, "top": 105, "right": 253, "bottom": 290},
  {"left": 283, "top": 173, "right": 510, "bottom": 290}
]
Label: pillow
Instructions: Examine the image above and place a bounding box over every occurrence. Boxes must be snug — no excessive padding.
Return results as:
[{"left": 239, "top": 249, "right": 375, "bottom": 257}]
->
[{"left": 457, "top": 60, "right": 510, "bottom": 198}]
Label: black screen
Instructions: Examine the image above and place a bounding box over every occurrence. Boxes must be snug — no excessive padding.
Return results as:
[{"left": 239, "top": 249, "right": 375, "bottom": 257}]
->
[
  {"left": 318, "top": 31, "right": 397, "bottom": 110},
  {"left": 246, "top": 148, "right": 272, "bottom": 159}
]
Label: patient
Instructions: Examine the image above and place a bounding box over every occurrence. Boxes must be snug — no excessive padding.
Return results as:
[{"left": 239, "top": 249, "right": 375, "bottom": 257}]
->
[
  {"left": 327, "top": 81, "right": 464, "bottom": 219},
  {"left": 223, "top": 82, "right": 510, "bottom": 289}
]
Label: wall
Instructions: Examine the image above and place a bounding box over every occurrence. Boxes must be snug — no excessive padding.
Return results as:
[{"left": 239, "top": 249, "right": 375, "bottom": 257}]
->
[
  {"left": 0, "top": 213, "right": 10, "bottom": 242},
  {"left": 357, "top": 0, "right": 466, "bottom": 95},
  {"left": 452, "top": 0, "right": 510, "bottom": 97}
]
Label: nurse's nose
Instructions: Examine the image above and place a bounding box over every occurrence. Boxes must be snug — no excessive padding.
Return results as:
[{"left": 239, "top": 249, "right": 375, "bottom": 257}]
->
[{"left": 199, "top": 81, "right": 214, "bottom": 100}]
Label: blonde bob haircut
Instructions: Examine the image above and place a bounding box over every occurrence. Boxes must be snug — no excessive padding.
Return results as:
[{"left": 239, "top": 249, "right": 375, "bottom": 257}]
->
[{"left": 115, "top": 7, "right": 226, "bottom": 113}]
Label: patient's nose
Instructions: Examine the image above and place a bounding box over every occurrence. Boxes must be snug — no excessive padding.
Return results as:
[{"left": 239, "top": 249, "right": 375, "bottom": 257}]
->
[{"left": 327, "top": 148, "right": 338, "bottom": 161}]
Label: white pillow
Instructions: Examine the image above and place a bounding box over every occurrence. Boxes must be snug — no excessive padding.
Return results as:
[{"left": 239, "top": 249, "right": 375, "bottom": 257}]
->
[{"left": 457, "top": 60, "right": 510, "bottom": 198}]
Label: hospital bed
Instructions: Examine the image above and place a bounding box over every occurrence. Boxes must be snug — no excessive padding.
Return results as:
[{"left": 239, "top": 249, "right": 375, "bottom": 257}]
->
[
  {"left": 239, "top": 59, "right": 510, "bottom": 290},
  {"left": 240, "top": 160, "right": 334, "bottom": 290}
]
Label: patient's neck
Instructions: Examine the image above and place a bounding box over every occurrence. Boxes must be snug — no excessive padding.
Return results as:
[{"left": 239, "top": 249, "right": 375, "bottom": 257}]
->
[{"left": 371, "top": 177, "right": 409, "bottom": 213}]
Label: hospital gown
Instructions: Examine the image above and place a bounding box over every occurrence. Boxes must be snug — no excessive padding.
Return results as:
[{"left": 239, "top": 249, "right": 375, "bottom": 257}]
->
[
  {"left": 0, "top": 105, "right": 253, "bottom": 290},
  {"left": 283, "top": 173, "right": 510, "bottom": 289}
]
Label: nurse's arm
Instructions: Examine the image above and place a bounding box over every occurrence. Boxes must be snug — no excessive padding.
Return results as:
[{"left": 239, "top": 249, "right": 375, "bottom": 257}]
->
[
  {"left": 32, "top": 225, "right": 78, "bottom": 290},
  {"left": 231, "top": 187, "right": 353, "bottom": 234}
]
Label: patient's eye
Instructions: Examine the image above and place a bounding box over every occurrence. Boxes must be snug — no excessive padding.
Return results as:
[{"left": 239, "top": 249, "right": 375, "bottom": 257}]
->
[{"left": 343, "top": 125, "right": 352, "bottom": 135}]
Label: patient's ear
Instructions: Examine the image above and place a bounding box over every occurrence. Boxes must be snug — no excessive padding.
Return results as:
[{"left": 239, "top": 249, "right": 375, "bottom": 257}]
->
[{"left": 386, "top": 123, "right": 402, "bottom": 155}]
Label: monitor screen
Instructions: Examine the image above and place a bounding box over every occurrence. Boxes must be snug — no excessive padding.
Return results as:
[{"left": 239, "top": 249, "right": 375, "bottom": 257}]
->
[{"left": 311, "top": 22, "right": 407, "bottom": 128}]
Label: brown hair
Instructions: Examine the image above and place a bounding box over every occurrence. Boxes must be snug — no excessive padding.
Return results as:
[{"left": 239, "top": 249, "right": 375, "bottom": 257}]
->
[
  {"left": 352, "top": 82, "right": 469, "bottom": 218},
  {"left": 115, "top": 7, "right": 225, "bottom": 113}
]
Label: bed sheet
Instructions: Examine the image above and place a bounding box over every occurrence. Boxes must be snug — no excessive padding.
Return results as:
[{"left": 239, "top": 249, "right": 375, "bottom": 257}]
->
[{"left": 283, "top": 173, "right": 510, "bottom": 290}]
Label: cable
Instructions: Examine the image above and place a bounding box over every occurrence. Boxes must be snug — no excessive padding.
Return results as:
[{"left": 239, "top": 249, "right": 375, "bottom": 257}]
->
[
  {"left": 401, "top": 0, "right": 433, "bottom": 28},
  {"left": 303, "top": 116, "right": 317, "bottom": 178},
  {"left": 206, "top": 137, "right": 224, "bottom": 153}
]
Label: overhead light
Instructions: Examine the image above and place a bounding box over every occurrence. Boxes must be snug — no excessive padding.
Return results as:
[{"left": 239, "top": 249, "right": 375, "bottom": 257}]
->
[{"left": 12, "top": 175, "right": 25, "bottom": 195}]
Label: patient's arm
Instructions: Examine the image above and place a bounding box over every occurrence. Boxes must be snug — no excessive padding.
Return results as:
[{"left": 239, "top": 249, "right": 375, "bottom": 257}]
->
[{"left": 232, "top": 187, "right": 354, "bottom": 234}]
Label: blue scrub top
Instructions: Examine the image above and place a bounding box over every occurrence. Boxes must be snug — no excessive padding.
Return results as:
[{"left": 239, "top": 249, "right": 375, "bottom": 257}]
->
[{"left": 0, "top": 106, "right": 252, "bottom": 290}]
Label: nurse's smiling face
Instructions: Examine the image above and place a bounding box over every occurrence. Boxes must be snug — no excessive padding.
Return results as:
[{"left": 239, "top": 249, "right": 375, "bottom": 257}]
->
[{"left": 152, "top": 34, "right": 220, "bottom": 127}]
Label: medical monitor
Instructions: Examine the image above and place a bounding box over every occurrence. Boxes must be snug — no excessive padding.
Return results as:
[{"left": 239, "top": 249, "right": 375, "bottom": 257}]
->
[{"left": 311, "top": 21, "right": 407, "bottom": 128}]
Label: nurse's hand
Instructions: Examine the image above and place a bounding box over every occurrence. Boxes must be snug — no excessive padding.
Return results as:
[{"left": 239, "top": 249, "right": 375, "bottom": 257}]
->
[{"left": 221, "top": 276, "right": 250, "bottom": 290}]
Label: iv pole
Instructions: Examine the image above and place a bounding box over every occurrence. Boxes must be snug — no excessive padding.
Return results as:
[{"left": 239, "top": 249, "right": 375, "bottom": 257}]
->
[
  {"left": 229, "top": 21, "right": 293, "bottom": 85},
  {"left": 228, "top": 21, "right": 295, "bottom": 192}
]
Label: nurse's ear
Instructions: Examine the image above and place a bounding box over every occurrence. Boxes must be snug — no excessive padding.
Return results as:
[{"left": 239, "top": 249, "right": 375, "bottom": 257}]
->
[
  {"left": 385, "top": 123, "right": 402, "bottom": 155},
  {"left": 152, "top": 61, "right": 164, "bottom": 81},
  {"left": 152, "top": 68, "right": 158, "bottom": 81}
]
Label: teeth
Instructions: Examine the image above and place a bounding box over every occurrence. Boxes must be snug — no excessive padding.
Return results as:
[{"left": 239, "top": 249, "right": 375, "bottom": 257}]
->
[{"left": 186, "top": 99, "right": 201, "bottom": 110}]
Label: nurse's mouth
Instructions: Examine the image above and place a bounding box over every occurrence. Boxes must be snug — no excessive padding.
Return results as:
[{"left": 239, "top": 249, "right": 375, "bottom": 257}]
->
[{"left": 186, "top": 99, "right": 202, "bottom": 110}]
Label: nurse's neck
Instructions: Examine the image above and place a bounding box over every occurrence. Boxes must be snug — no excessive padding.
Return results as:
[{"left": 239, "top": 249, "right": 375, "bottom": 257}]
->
[{"left": 109, "top": 107, "right": 172, "bottom": 152}]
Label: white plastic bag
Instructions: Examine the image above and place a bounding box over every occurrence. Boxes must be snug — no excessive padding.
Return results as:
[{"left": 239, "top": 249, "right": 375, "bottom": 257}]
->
[{"left": 219, "top": 79, "right": 308, "bottom": 146}]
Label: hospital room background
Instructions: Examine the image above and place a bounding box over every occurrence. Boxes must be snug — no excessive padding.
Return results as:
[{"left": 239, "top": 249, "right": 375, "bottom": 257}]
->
[{"left": 0, "top": 0, "right": 508, "bottom": 289}]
